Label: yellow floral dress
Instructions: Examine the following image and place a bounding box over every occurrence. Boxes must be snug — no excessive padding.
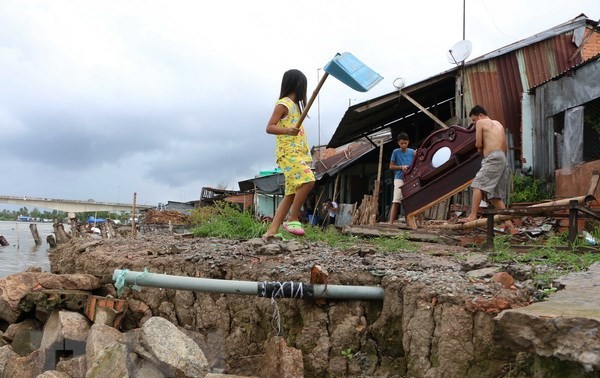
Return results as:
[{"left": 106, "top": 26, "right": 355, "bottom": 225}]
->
[{"left": 275, "top": 97, "right": 315, "bottom": 195}]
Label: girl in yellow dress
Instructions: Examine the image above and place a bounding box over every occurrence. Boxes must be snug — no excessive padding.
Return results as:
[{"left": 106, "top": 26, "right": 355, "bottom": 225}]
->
[{"left": 263, "top": 69, "right": 315, "bottom": 240}]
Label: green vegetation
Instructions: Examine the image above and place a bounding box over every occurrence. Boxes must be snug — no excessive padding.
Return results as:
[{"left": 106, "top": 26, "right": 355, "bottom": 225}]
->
[
  {"left": 191, "top": 202, "right": 266, "bottom": 239},
  {"left": 341, "top": 348, "right": 354, "bottom": 360},
  {"left": 509, "top": 174, "right": 553, "bottom": 204},
  {"left": 0, "top": 207, "right": 67, "bottom": 221},
  {"left": 490, "top": 232, "right": 600, "bottom": 289},
  {"left": 0, "top": 207, "right": 130, "bottom": 223},
  {"left": 190, "top": 201, "right": 414, "bottom": 252},
  {"left": 371, "top": 234, "right": 415, "bottom": 252}
]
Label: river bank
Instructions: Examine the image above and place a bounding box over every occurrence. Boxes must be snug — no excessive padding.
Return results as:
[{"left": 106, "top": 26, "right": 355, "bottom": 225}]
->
[{"left": 0, "top": 225, "right": 598, "bottom": 377}]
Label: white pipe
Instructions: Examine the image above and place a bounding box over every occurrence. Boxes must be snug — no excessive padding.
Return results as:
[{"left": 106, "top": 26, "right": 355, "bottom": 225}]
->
[{"left": 113, "top": 270, "right": 384, "bottom": 301}]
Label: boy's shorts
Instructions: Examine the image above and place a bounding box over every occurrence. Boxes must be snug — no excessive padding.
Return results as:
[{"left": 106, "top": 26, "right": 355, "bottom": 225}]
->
[{"left": 392, "top": 179, "right": 404, "bottom": 203}]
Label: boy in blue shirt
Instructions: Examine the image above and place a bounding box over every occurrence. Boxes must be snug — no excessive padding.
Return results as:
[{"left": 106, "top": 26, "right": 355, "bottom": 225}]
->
[{"left": 389, "top": 132, "right": 414, "bottom": 225}]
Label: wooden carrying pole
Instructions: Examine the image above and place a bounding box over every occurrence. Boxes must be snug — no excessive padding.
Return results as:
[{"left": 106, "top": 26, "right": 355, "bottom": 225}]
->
[
  {"left": 297, "top": 73, "right": 329, "bottom": 129},
  {"left": 435, "top": 195, "right": 595, "bottom": 230}
]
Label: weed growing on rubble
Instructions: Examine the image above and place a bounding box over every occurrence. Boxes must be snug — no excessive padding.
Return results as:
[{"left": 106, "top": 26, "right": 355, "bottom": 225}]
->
[
  {"left": 490, "top": 233, "right": 600, "bottom": 286},
  {"left": 341, "top": 348, "right": 354, "bottom": 360},
  {"left": 190, "top": 202, "right": 267, "bottom": 239},
  {"left": 370, "top": 235, "right": 415, "bottom": 252},
  {"left": 189, "top": 202, "right": 413, "bottom": 251},
  {"left": 303, "top": 225, "right": 359, "bottom": 248}
]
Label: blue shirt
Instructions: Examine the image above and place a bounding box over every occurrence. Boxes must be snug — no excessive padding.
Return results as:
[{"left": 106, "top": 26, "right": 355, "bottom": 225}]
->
[{"left": 391, "top": 148, "right": 415, "bottom": 180}]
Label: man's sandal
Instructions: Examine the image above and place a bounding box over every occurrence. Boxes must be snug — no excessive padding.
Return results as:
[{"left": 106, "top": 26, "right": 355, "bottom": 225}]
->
[{"left": 282, "top": 221, "right": 305, "bottom": 236}]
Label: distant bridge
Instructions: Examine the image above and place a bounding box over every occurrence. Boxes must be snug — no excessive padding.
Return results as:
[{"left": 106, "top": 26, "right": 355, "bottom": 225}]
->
[{"left": 0, "top": 195, "right": 154, "bottom": 213}]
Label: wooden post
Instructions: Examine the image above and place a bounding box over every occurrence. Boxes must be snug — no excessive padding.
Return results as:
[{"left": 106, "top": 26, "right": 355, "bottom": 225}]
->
[
  {"left": 46, "top": 235, "right": 57, "bottom": 248},
  {"left": 105, "top": 219, "right": 116, "bottom": 239},
  {"left": 332, "top": 174, "right": 341, "bottom": 203},
  {"left": 29, "top": 223, "right": 42, "bottom": 245},
  {"left": 131, "top": 192, "right": 137, "bottom": 238},
  {"left": 69, "top": 216, "right": 80, "bottom": 238},
  {"left": 53, "top": 218, "right": 71, "bottom": 243},
  {"left": 315, "top": 189, "right": 325, "bottom": 226},
  {"left": 370, "top": 139, "right": 385, "bottom": 225},
  {"left": 568, "top": 200, "right": 579, "bottom": 246}
]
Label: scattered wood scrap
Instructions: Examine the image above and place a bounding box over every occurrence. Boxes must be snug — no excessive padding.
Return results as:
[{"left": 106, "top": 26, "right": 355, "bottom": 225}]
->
[{"left": 144, "top": 210, "right": 190, "bottom": 225}]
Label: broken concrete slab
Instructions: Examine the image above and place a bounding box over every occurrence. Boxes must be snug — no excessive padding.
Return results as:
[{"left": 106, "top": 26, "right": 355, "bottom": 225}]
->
[{"left": 495, "top": 262, "right": 600, "bottom": 371}]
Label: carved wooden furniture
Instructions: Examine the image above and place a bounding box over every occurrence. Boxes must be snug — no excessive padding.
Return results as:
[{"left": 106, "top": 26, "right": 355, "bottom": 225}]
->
[{"left": 401, "top": 125, "right": 482, "bottom": 228}]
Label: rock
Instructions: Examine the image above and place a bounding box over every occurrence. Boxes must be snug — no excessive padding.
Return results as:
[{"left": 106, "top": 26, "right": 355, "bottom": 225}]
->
[
  {"left": 123, "top": 298, "right": 152, "bottom": 329},
  {"left": 86, "top": 342, "right": 129, "bottom": 378},
  {"left": 38, "top": 310, "right": 90, "bottom": 372},
  {"left": 257, "top": 244, "right": 282, "bottom": 255},
  {"left": 19, "top": 290, "right": 92, "bottom": 314},
  {"left": 0, "top": 345, "right": 18, "bottom": 375},
  {"left": 3, "top": 349, "right": 41, "bottom": 378},
  {"left": 139, "top": 316, "right": 209, "bottom": 377},
  {"left": 460, "top": 253, "right": 489, "bottom": 271},
  {"left": 129, "top": 352, "right": 165, "bottom": 378},
  {"left": 491, "top": 272, "right": 515, "bottom": 289},
  {"left": 495, "top": 262, "right": 600, "bottom": 371},
  {"left": 56, "top": 355, "right": 86, "bottom": 378},
  {"left": 261, "top": 336, "right": 304, "bottom": 378},
  {"left": 36, "top": 371, "right": 71, "bottom": 378},
  {"left": 0, "top": 272, "right": 101, "bottom": 324},
  {"left": 174, "top": 290, "right": 195, "bottom": 328},
  {"left": 86, "top": 323, "right": 124, "bottom": 369},
  {"left": 4, "top": 318, "right": 43, "bottom": 356},
  {"left": 466, "top": 267, "right": 498, "bottom": 279}
]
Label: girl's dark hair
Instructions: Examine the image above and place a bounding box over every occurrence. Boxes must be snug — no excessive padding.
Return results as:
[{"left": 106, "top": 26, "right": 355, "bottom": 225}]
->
[{"left": 280, "top": 69, "right": 307, "bottom": 113}]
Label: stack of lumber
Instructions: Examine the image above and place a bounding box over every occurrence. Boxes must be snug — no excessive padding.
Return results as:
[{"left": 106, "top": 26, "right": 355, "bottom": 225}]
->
[{"left": 351, "top": 195, "right": 376, "bottom": 225}]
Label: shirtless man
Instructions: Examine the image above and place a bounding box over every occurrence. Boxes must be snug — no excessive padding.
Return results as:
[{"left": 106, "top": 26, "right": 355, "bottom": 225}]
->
[{"left": 459, "top": 105, "right": 516, "bottom": 232}]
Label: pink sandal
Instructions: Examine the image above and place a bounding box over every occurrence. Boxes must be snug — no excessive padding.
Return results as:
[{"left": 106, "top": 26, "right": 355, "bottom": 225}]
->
[{"left": 282, "top": 221, "right": 305, "bottom": 236}]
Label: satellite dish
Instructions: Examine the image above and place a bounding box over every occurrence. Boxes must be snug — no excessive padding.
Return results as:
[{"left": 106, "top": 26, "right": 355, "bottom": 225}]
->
[
  {"left": 447, "top": 40, "right": 472, "bottom": 65},
  {"left": 393, "top": 77, "right": 406, "bottom": 90}
]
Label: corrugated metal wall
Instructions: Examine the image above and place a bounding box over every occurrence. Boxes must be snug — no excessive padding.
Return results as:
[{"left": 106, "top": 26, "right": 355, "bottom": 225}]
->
[{"left": 463, "top": 30, "right": 583, "bottom": 165}]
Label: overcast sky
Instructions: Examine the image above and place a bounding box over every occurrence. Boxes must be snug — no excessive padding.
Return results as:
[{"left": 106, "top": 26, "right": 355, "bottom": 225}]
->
[{"left": 1, "top": 0, "right": 598, "bottom": 208}]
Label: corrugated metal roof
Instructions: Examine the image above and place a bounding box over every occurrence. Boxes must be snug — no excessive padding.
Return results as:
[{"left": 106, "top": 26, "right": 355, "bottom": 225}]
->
[
  {"left": 465, "top": 14, "right": 589, "bottom": 65},
  {"left": 327, "top": 14, "right": 600, "bottom": 161},
  {"left": 315, "top": 134, "right": 392, "bottom": 179},
  {"left": 529, "top": 52, "right": 600, "bottom": 90}
]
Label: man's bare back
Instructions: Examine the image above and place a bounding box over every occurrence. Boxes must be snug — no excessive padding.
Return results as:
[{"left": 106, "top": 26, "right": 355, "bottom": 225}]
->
[{"left": 475, "top": 117, "right": 507, "bottom": 157}]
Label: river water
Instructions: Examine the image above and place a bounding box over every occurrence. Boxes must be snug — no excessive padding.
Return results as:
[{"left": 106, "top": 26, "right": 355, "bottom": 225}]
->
[{"left": 0, "top": 220, "right": 70, "bottom": 278}]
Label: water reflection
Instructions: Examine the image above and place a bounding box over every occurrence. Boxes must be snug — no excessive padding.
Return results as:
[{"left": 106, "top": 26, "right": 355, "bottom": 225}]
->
[{"left": 0, "top": 221, "right": 70, "bottom": 278}]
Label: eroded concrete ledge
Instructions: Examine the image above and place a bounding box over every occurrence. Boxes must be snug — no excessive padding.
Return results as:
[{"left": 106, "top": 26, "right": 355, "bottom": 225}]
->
[{"left": 495, "top": 262, "right": 600, "bottom": 371}]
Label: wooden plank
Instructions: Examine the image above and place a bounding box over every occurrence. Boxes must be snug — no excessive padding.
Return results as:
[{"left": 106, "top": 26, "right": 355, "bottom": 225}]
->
[
  {"left": 405, "top": 179, "right": 474, "bottom": 229},
  {"left": 587, "top": 171, "right": 600, "bottom": 196}
]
